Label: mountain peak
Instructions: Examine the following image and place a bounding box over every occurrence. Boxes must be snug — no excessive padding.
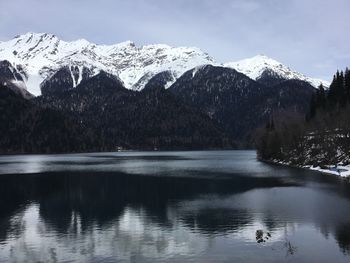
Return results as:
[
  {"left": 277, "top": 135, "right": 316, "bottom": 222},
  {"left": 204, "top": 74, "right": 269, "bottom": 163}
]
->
[
  {"left": 225, "top": 55, "right": 329, "bottom": 88},
  {"left": 14, "top": 32, "right": 53, "bottom": 38},
  {"left": 13, "top": 32, "right": 58, "bottom": 42},
  {"left": 255, "top": 54, "right": 269, "bottom": 59},
  {"left": 0, "top": 33, "right": 329, "bottom": 95},
  {"left": 120, "top": 40, "right": 136, "bottom": 47},
  {"left": 241, "top": 54, "right": 283, "bottom": 66},
  {"left": 0, "top": 33, "right": 215, "bottom": 95}
]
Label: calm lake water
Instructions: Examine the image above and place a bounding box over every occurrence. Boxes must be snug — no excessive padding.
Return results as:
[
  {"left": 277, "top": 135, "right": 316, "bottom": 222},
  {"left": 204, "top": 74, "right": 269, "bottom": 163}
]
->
[{"left": 0, "top": 150, "right": 350, "bottom": 262}]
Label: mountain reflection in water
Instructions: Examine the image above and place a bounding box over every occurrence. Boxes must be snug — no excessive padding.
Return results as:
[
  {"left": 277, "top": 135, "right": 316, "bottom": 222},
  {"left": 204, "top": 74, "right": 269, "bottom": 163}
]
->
[{"left": 0, "top": 151, "right": 350, "bottom": 262}]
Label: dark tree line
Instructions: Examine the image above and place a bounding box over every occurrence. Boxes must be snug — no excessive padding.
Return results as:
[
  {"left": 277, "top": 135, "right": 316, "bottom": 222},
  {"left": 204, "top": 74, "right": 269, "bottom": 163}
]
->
[
  {"left": 37, "top": 72, "right": 233, "bottom": 151},
  {"left": 0, "top": 64, "right": 327, "bottom": 154},
  {"left": 309, "top": 68, "right": 350, "bottom": 118},
  {"left": 256, "top": 68, "right": 350, "bottom": 166},
  {"left": 0, "top": 70, "right": 234, "bottom": 154},
  {"left": 0, "top": 84, "right": 95, "bottom": 154}
]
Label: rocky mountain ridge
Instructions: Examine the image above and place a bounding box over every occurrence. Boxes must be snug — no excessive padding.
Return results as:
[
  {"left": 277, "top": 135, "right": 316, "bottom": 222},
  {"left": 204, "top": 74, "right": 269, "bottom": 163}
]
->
[{"left": 0, "top": 33, "right": 328, "bottom": 96}]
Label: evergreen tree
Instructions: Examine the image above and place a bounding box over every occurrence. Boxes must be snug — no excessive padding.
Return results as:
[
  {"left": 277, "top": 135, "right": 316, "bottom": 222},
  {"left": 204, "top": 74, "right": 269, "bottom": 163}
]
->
[
  {"left": 270, "top": 117, "right": 275, "bottom": 130},
  {"left": 309, "top": 92, "right": 317, "bottom": 119},
  {"left": 256, "top": 67, "right": 350, "bottom": 165},
  {"left": 345, "top": 68, "right": 350, "bottom": 102},
  {"left": 328, "top": 74, "right": 337, "bottom": 106},
  {"left": 339, "top": 71, "right": 346, "bottom": 107},
  {"left": 318, "top": 84, "right": 326, "bottom": 109},
  {"left": 328, "top": 70, "right": 347, "bottom": 108},
  {"left": 308, "top": 84, "right": 326, "bottom": 120}
]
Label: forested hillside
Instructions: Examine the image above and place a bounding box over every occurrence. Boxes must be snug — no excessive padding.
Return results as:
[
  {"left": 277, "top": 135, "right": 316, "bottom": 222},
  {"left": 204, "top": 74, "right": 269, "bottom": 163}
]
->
[
  {"left": 256, "top": 68, "right": 350, "bottom": 167},
  {"left": 0, "top": 71, "right": 232, "bottom": 154},
  {"left": 0, "top": 84, "right": 93, "bottom": 153}
]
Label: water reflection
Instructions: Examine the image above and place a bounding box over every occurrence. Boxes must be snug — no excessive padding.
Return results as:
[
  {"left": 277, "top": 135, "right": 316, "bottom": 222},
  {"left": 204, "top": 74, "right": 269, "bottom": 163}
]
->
[
  {"left": 0, "top": 151, "right": 350, "bottom": 262},
  {"left": 0, "top": 151, "right": 285, "bottom": 177}
]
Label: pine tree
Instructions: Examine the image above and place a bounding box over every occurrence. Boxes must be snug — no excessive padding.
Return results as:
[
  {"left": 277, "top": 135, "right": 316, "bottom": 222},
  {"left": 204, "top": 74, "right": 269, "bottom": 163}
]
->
[
  {"left": 265, "top": 115, "right": 275, "bottom": 130},
  {"left": 345, "top": 68, "right": 350, "bottom": 102},
  {"left": 328, "top": 74, "right": 337, "bottom": 106},
  {"left": 328, "top": 70, "right": 346, "bottom": 108},
  {"left": 270, "top": 117, "right": 275, "bottom": 130},
  {"left": 318, "top": 84, "right": 326, "bottom": 109},
  {"left": 339, "top": 71, "right": 346, "bottom": 107},
  {"left": 309, "top": 92, "right": 317, "bottom": 119}
]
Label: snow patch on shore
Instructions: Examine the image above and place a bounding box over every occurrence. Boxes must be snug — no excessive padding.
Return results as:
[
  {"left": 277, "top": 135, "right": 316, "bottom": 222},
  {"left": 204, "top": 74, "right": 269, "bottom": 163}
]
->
[
  {"left": 308, "top": 165, "right": 350, "bottom": 178},
  {"left": 270, "top": 159, "right": 350, "bottom": 178}
]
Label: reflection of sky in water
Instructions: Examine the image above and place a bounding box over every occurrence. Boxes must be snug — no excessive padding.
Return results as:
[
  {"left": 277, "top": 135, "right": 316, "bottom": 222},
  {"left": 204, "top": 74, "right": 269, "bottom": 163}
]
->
[
  {"left": 1, "top": 151, "right": 350, "bottom": 262},
  {"left": 0, "top": 204, "right": 298, "bottom": 262},
  {"left": 0, "top": 151, "right": 291, "bottom": 178},
  {"left": 1, "top": 190, "right": 350, "bottom": 263},
  {"left": 2, "top": 205, "right": 209, "bottom": 262}
]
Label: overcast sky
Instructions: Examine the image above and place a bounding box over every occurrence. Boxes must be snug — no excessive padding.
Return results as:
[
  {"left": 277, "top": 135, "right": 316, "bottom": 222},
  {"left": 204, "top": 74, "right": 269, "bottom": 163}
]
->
[{"left": 0, "top": 0, "right": 349, "bottom": 81}]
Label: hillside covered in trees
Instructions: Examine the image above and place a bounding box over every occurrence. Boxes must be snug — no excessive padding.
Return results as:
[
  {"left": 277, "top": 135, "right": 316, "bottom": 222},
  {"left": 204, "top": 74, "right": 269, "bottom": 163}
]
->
[
  {"left": 0, "top": 84, "right": 93, "bottom": 154},
  {"left": 256, "top": 68, "right": 350, "bottom": 174},
  {"left": 0, "top": 72, "right": 232, "bottom": 154}
]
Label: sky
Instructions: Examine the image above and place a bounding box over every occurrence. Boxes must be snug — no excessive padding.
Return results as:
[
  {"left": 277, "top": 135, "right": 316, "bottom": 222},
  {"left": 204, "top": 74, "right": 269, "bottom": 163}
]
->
[{"left": 0, "top": 0, "right": 349, "bottom": 81}]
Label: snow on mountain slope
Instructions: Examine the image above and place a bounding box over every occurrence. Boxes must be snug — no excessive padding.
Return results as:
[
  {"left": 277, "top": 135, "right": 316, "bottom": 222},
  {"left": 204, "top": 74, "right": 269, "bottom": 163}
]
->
[
  {"left": 0, "top": 33, "right": 329, "bottom": 95},
  {"left": 225, "top": 55, "right": 329, "bottom": 88},
  {"left": 0, "top": 60, "right": 33, "bottom": 99},
  {"left": 0, "top": 33, "right": 215, "bottom": 95}
]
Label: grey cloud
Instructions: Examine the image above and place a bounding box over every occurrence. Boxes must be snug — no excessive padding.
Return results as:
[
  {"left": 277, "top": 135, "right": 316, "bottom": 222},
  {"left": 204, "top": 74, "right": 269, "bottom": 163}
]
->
[{"left": 0, "top": 0, "right": 349, "bottom": 81}]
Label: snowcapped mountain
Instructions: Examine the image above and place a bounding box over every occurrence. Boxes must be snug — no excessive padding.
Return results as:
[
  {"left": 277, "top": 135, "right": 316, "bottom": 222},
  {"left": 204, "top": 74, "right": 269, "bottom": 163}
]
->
[
  {"left": 0, "top": 32, "right": 215, "bottom": 95},
  {"left": 225, "top": 55, "right": 329, "bottom": 88},
  {"left": 0, "top": 33, "right": 329, "bottom": 96}
]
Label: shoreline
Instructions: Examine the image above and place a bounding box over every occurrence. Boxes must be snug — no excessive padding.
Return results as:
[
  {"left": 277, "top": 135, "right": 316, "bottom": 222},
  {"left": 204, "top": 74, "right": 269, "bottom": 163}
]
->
[
  {"left": 308, "top": 165, "right": 350, "bottom": 178},
  {"left": 260, "top": 157, "right": 350, "bottom": 179}
]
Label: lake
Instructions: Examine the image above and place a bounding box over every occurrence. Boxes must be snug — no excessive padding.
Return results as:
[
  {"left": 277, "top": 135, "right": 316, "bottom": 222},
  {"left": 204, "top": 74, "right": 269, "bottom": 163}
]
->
[{"left": 0, "top": 150, "right": 350, "bottom": 262}]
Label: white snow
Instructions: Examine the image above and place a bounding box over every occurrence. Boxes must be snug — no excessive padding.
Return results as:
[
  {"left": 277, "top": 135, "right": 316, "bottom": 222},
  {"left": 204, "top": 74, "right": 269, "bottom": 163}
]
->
[
  {"left": 25, "top": 74, "right": 43, "bottom": 96},
  {"left": 309, "top": 165, "right": 350, "bottom": 178},
  {"left": 0, "top": 33, "right": 330, "bottom": 96},
  {"left": 0, "top": 33, "right": 216, "bottom": 95},
  {"left": 273, "top": 159, "right": 350, "bottom": 178},
  {"left": 77, "top": 66, "right": 83, "bottom": 86},
  {"left": 225, "top": 55, "right": 330, "bottom": 88},
  {"left": 191, "top": 65, "right": 208, "bottom": 78},
  {"left": 69, "top": 66, "right": 77, "bottom": 87}
]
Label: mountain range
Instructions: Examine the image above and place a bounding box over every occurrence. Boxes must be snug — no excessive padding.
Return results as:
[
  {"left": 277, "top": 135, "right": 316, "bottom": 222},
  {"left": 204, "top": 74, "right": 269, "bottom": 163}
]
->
[
  {"left": 0, "top": 32, "right": 328, "bottom": 96},
  {"left": 0, "top": 33, "right": 329, "bottom": 153}
]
